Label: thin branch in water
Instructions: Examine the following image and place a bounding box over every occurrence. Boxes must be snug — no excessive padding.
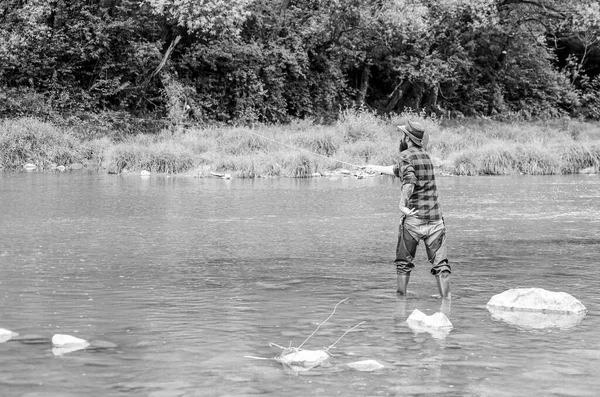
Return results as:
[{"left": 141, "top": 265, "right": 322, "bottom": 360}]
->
[
  {"left": 325, "top": 321, "right": 365, "bottom": 352},
  {"left": 297, "top": 297, "right": 349, "bottom": 351}
]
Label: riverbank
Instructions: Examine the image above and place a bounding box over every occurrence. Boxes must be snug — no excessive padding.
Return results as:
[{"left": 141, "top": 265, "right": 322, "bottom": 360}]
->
[{"left": 1, "top": 111, "right": 599, "bottom": 177}]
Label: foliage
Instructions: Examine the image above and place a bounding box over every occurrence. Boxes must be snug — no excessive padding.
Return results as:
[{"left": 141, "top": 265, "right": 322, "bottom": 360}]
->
[{"left": 0, "top": 0, "right": 599, "bottom": 124}]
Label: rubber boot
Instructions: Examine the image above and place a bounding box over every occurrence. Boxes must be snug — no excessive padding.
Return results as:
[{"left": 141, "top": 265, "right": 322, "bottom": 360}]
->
[
  {"left": 435, "top": 271, "right": 451, "bottom": 298},
  {"left": 396, "top": 273, "right": 410, "bottom": 296}
]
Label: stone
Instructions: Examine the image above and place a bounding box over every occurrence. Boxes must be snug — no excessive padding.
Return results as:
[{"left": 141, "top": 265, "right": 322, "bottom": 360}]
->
[
  {"left": 140, "top": 170, "right": 151, "bottom": 176},
  {"left": 579, "top": 166, "right": 596, "bottom": 174},
  {"left": 346, "top": 359, "right": 385, "bottom": 372},
  {"left": 407, "top": 309, "right": 453, "bottom": 328},
  {"left": 0, "top": 328, "right": 18, "bottom": 343},
  {"left": 277, "top": 349, "right": 329, "bottom": 371},
  {"left": 23, "top": 163, "right": 37, "bottom": 170},
  {"left": 486, "top": 288, "right": 587, "bottom": 314},
  {"left": 52, "top": 334, "right": 90, "bottom": 356},
  {"left": 52, "top": 334, "right": 89, "bottom": 347},
  {"left": 406, "top": 309, "right": 453, "bottom": 340}
]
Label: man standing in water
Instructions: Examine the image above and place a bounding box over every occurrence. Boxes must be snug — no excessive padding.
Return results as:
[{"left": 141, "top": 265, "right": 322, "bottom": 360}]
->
[{"left": 367, "top": 120, "right": 451, "bottom": 298}]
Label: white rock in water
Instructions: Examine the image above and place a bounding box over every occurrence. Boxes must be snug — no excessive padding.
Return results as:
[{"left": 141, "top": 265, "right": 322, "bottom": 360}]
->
[
  {"left": 140, "top": 170, "right": 151, "bottom": 176},
  {"left": 52, "top": 334, "right": 89, "bottom": 347},
  {"left": 23, "top": 163, "right": 37, "bottom": 170},
  {"left": 346, "top": 359, "right": 385, "bottom": 372},
  {"left": 222, "top": 173, "right": 232, "bottom": 180},
  {"left": 486, "top": 288, "right": 587, "bottom": 314},
  {"left": 406, "top": 309, "right": 453, "bottom": 340},
  {"left": 0, "top": 328, "right": 18, "bottom": 343},
  {"left": 407, "top": 309, "right": 453, "bottom": 328},
  {"left": 278, "top": 349, "right": 329, "bottom": 370},
  {"left": 52, "top": 334, "right": 90, "bottom": 356}
]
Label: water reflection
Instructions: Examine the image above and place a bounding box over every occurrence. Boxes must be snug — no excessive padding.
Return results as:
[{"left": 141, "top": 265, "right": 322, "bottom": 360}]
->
[{"left": 487, "top": 306, "right": 586, "bottom": 330}]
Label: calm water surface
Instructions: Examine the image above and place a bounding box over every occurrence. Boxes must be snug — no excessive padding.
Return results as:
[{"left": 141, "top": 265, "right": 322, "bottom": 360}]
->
[{"left": 0, "top": 172, "right": 599, "bottom": 397}]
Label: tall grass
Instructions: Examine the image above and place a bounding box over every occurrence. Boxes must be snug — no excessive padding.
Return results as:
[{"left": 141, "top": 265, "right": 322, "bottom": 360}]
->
[
  {"left": 2, "top": 113, "right": 600, "bottom": 177},
  {"left": 0, "top": 118, "right": 86, "bottom": 169}
]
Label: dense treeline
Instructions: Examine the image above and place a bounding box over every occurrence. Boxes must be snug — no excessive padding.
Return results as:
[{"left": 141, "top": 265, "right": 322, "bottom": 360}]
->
[{"left": 1, "top": 0, "right": 599, "bottom": 129}]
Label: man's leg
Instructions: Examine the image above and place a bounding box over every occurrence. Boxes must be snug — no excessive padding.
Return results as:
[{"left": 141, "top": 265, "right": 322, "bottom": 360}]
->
[
  {"left": 425, "top": 220, "right": 451, "bottom": 298},
  {"left": 394, "top": 219, "right": 419, "bottom": 295}
]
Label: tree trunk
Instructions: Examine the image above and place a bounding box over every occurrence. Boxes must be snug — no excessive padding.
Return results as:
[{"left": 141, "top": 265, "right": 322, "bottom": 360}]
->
[
  {"left": 142, "top": 35, "right": 182, "bottom": 88},
  {"left": 384, "top": 80, "right": 410, "bottom": 113},
  {"left": 424, "top": 84, "right": 440, "bottom": 115},
  {"left": 357, "top": 65, "right": 370, "bottom": 106},
  {"left": 280, "top": 0, "right": 291, "bottom": 17}
]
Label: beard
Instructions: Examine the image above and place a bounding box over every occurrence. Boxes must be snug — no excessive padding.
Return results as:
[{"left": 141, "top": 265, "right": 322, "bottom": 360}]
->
[{"left": 399, "top": 140, "right": 409, "bottom": 152}]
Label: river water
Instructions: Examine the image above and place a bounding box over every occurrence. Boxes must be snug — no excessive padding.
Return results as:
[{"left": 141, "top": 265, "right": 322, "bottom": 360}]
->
[{"left": 0, "top": 172, "right": 599, "bottom": 396}]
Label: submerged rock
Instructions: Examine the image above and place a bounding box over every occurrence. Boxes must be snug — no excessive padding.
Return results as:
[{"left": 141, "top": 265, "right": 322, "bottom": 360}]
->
[
  {"left": 406, "top": 309, "right": 453, "bottom": 340},
  {"left": 277, "top": 349, "right": 329, "bottom": 371},
  {"left": 488, "top": 307, "right": 586, "bottom": 330},
  {"left": 407, "top": 309, "right": 453, "bottom": 328},
  {"left": 486, "top": 288, "right": 587, "bottom": 314},
  {"left": 487, "top": 288, "right": 587, "bottom": 330},
  {"left": 0, "top": 328, "right": 18, "bottom": 343},
  {"left": 52, "top": 334, "right": 90, "bottom": 356},
  {"left": 346, "top": 359, "right": 385, "bottom": 372},
  {"left": 52, "top": 334, "right": 88, "bottom": 346}
]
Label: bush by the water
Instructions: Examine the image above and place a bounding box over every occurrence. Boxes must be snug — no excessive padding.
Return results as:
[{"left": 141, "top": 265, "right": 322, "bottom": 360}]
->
[{"left": 1, "top": 113, "right": 599, "bottom": 177}]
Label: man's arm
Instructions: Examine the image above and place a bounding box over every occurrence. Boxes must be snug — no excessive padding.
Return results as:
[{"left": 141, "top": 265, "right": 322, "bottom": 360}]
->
[
  {"left": 366, "top": 165, "right": 395, "bottom": 176},
  {"left": 399, "top": 183, "right": 417, "bottom": 216}
]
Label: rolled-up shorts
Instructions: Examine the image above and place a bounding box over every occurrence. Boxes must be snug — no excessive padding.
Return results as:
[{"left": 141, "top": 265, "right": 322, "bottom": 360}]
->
[{"left": 394, "top": 216, "right": 450, "bottom": 275}]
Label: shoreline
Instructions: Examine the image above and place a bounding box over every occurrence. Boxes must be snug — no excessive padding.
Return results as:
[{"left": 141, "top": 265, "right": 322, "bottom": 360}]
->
[{"left": 2, "top": 114, "right": 600, "bottom": 178}]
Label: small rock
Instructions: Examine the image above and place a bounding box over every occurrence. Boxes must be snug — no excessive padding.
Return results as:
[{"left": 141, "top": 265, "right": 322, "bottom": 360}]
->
[
  {"left": 579, "top": 167, "right": 596, "bottom": 174},
  {"left": 52, "top": 334, "right": 90, "bottom": 356},
  {"left": 23, "top": 163, "right": 37, "bottom": 170},
  {"left": 0, "top": 328, "right": 18, "bottom": 343},
  {"left": 56, "top": 165, "right": 66, "bottom": 172},
  {"left": 311, "top": 172, "right": 322, "bottom": 177},
  {"left": 346, "top": 359, "right": 385, "bottom": 372},
  {"left": 223, "top": 173, "right": 232, "bottom": 180},
  {"left": 339, "top": 169, "right": 351, "bottom": 175},
  {"left": 140, "top": 170, "right": 151, "bottom": 176},
  {"left": 277, "top": 349, "right": 329, "bottom": 371},
  {"left": 406, "top": 309, "right": 453, "bottom": 339},
  {"left": 407, "top": 309, "right": 453, "bottom": 328},
  {"left": 52, "top": 334, "right": 89, "bottom": 346}
]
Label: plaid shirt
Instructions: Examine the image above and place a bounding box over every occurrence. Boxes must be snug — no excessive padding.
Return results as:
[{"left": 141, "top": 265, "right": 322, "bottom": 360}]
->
[{"left": 393, "top": 146, "right": 442, "bottom": 220}]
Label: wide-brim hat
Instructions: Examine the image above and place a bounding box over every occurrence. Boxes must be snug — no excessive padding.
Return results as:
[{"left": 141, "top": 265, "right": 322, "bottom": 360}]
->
[{"left": 397, "top": 120, "right": 428, "bottom": 147}]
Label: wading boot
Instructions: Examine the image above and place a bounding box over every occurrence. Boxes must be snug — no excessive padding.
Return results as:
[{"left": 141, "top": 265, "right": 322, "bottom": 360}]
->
[
  {"left": 396, "top": 273, "right": 410, "bottom": 296},
  {"left": 435, "top": 271, "right": 451, "bottom": 299}
]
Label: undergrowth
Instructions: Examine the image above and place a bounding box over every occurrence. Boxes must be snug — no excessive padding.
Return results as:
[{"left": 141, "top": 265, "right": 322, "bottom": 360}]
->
[{"left": 2, "top": 111, "right": 600, "bottom": 177}]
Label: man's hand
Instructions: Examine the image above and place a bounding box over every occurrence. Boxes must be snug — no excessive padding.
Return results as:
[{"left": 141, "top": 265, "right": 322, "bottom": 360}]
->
[{"left": 399, "top": 206, "right": 418, "bottom": 216}]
